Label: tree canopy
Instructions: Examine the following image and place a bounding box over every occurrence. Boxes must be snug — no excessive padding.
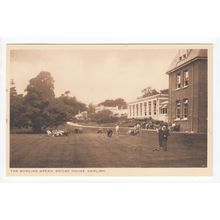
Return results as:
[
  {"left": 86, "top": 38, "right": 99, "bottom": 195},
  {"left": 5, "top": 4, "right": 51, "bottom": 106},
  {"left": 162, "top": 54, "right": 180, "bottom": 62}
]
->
[
  {"left": 139, "top": 86, "right": 159, "bottom": 98},
  {"left": 10, "top": 72, "right": 88, "bottom": 133},
  {"left": 98, "top": 98, "right": 127, "bottom": 109}
]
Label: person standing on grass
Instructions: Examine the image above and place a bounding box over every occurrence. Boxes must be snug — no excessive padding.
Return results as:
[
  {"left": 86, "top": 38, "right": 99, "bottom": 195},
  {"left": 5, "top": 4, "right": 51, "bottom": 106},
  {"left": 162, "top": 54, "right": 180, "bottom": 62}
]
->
[
  {"left": 115, "top": 124, "right": 119, "bottom": 135},
  {"left": 161, "top": 125, "right": 169, "bottom": 151},
  {"left": 107, "top": 128, "right": 113, "bottom": 137},
  {"left": 156, "top": 123, "right": 163, "bottom": 149}
]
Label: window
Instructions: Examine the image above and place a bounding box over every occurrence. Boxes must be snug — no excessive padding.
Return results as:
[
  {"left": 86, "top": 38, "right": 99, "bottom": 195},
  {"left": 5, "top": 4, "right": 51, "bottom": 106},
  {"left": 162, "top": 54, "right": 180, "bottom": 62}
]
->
[
  {"left": 176, "top": 101, "right": 181, "bottom": 119},
  {"left": 176, "top": 72, "right": 181, "bottom": 89},
  {"left": 160, "top": 107, "right": 167, "bottom": 114},
  {"left": 140, "top": 103, "right": 142, "bottom": 116},
  {"left": 148, "top": 101, "right": 151, "bottom": 116},
  {"left": 183, "top": 70, "right": 189, "bottom": 87},
  {"left": 183, "top": 99, "right": 188, "bottom": 118},
  {"left": 153, "top": 100, "right": 157, "bottom": 115},
  {"left": 144, "top": 102, "right": 147, "bottom": 116},
  {"left": 133, "top": 105, "right": 135, "bottom": 116},
  {"left": 162, "top": 107, "right": 167, "bottom": 114},
  {"left": 179, "top": 50, "right": 188, "bottom": 61},
  {"left": 136, "top": 104, "right": 139, "bottom": 116},
  {"left": 164, "top": 108, "right": 167, "bottom": 114}
]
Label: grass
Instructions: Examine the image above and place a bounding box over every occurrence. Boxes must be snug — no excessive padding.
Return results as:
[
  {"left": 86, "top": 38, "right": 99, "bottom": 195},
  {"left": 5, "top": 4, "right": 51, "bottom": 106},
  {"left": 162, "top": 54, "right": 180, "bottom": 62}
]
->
[{"left": 10, "top": 129, "right": 207, "bottom": 168}]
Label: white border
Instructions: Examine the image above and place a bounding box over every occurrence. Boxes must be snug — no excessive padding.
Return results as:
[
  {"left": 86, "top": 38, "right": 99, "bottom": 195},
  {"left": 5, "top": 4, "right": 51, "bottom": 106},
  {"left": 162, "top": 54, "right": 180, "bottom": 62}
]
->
[{"left": 0, "top": 37, "right": 219, "bottom": 182}]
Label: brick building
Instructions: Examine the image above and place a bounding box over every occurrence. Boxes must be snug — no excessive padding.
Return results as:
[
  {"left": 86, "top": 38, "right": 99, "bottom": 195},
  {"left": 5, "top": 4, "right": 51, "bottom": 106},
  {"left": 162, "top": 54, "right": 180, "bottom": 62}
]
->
[{"left": 166, "top": 49, "right": 208, "bottom": 133}]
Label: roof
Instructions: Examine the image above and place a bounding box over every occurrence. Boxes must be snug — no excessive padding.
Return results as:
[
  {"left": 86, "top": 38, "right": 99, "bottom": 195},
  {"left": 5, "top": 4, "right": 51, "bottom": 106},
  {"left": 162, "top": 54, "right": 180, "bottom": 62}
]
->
[
  {"left": 128, "top": 93, "right": 168, "bottom": 105},
  {"left": 166, "top": 49, "right": 207, "bottom": 74}
]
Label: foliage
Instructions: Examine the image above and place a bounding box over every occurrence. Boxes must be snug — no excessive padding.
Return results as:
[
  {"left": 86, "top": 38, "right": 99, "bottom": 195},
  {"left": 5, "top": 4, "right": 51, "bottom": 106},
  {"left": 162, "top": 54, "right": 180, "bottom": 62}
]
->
[
  {"left": 139, "top": 86, "right": 159, "bottom": 98},
  {"left": 10, "top": 72, "right": 88, "bottom": 133},
  {"left": 87, "top": 103, "right": 96, "bottom": 118},
  {"left": 10, "top": 80, "right": 29, "bottom": 128},
  {"left": 91, "top": 109, "right": 119, "bottom": 124},
  {"left": 98, "top": 98, "right": 127, "bottom": 109}
]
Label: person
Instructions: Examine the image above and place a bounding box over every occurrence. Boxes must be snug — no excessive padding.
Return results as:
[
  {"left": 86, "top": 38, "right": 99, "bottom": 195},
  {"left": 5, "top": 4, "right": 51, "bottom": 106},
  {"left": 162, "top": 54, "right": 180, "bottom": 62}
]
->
[
  {"left": 161, "top": 125, "right": 169, "bottom": 151},
  {"left": 157, "top": 124, "right": 163, "bottom": 149},
  {"left": 115, "top": 124, "right": 119, "bottom": 135},
  {"left": 136, "top": 123, "right": 141, "bottom": 133},
  {"left": 46, "top": 130, "right": 53, "bottom": 136},
  {"left": 107, "top": 128, "right": 113, "bottom": 137}
]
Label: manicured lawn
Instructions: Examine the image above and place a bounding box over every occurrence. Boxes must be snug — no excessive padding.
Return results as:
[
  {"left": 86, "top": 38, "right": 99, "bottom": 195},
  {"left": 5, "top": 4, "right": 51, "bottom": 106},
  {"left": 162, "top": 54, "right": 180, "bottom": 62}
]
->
[{"left": 10, "top": 130, "right": 207, "bottom": 168}]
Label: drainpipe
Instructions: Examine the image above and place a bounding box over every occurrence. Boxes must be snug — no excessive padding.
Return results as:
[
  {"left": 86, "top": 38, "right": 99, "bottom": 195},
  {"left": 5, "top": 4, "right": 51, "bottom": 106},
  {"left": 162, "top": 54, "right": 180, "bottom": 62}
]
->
[{"left": 191, "top": 64, "right": 194, "bottom": 132}]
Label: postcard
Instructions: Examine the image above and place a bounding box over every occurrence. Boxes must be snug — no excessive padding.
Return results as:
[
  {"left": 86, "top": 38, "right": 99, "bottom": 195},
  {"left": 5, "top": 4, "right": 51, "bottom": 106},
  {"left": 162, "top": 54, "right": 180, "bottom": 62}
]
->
[{"left": 6, "top": 44, "right": 212, "bottom": 176}]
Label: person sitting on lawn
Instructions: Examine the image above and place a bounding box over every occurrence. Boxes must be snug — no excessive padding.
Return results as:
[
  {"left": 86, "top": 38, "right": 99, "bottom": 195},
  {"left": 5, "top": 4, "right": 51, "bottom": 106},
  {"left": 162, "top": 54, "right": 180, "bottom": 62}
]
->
[{"left": 46, "top": 130, "right": 53, "bottom": 136}]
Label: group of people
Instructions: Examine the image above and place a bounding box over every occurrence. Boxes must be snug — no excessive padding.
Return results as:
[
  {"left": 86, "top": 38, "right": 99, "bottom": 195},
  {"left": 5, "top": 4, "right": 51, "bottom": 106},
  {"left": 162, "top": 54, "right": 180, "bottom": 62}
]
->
[
  {"left": 47, "top": 122, "right": 170, "bottom": 151},
  {"left": 128, "top": 123, "right": 141, "bottom": 136},
  {"left": 46, "top": 129, "right": 68, "bottom": 137}
]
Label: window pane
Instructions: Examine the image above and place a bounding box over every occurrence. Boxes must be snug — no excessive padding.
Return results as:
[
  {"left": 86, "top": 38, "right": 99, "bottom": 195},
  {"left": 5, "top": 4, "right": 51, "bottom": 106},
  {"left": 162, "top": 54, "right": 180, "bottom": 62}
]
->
[
  {"left": 148, "top": 101, "right": 151, "bottom": 115},
  {"left": 153, "top": 100, "right": 157, "bottom": 115},
  {"left": 183, "top": 99, "right": 188, "bottom": 118},
  {"left": 177, "top": 73, "right": 181, "bottom": 88},
  {"left": 176, "top": 101, "right": 181, "bottom": 118},
  {"left": 184, "top": 71, "right": 189, "bottom": 86}
]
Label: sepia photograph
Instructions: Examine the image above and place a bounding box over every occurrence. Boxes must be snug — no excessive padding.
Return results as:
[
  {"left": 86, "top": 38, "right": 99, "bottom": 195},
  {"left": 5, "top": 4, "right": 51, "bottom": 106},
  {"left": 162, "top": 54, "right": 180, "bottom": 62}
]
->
[{"left": 7, "top": 44, "right": 212, "bottom": 176}]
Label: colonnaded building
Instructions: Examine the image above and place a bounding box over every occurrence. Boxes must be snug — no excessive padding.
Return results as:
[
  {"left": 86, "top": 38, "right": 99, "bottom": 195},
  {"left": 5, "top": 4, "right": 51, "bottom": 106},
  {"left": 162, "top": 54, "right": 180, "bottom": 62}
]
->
[
  {"left": 166, "top": 49, "right": 208, "bottom": 133},
  {"left": 127, "top": 93, "right": 168, "bottom": 122}
]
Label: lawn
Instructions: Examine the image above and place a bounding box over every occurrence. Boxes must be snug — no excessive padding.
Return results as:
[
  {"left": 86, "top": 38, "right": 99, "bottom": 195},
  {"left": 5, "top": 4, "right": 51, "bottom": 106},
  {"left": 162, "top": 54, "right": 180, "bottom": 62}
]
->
[{"left": 10, "top": 129, "right": 207, "bottom": 168}]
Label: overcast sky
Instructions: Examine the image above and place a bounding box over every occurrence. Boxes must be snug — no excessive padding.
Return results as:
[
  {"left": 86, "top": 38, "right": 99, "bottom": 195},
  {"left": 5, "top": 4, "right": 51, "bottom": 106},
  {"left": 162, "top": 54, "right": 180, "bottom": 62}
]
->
[{"left": 10, "top": 46, "right": 178, "bottom": 105}]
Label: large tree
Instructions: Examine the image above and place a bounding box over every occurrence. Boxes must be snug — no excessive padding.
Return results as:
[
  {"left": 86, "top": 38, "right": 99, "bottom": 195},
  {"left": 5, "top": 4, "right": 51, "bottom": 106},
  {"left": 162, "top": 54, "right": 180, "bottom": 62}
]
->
[
  {"left": 24, "top": 71, "right": 55, "bottom": 132},
  {"left": 12, "top": 72, "right": 88, "bottom": 132}
]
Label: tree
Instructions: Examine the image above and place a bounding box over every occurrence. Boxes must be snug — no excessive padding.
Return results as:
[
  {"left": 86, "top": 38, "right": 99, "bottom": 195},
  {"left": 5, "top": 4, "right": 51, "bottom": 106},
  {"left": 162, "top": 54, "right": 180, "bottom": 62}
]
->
[
  {"left": 24, "top": 71, "right": 55, "bottom": 132},
  {"left": 140, "top": 86, "right": 159, "bottom": 98},
  {"left": 87, "top": 103, "right": 96, "bottom": 118},
  {"left": 114, "top": 98, "right": 127, "bottom": 109},
  {"left": 57, "top": 94, "right": 87, "bottom": 116},
  {"left": 98, "top": 98, "right": 127, "bottom": 109},
  {"left": 92, "top": 109, "right": 118, "bottom": 124},
  {"left": 11, "top": 72, "right": 88, "bottom": 132},
  {"left": 24, "top": 71, "right": 55, "bottom": 103},
  {"left": 10, "top": 80, "right": 29, "bottom": 128}
]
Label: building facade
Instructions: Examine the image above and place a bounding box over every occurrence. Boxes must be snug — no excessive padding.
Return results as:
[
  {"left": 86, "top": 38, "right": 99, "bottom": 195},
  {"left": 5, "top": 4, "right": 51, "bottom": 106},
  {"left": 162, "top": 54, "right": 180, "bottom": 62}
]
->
[
  {"left": 127, "top": 93, "right": 168, "bottom": 122},
  {"left": 166, "top": 49, "right": 207, "bottom": 133}
]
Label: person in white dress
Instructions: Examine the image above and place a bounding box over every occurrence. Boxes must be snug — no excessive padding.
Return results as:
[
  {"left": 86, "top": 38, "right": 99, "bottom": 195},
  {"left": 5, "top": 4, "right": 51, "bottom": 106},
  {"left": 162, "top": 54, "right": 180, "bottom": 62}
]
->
[{"left": 115, "top": 124, "right": 119, "bottom": 135}]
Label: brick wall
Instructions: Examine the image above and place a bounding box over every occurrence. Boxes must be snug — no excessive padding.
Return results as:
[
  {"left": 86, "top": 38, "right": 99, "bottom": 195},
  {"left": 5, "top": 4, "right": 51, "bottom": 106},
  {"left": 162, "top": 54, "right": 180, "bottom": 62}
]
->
[{"left": 168, "top": 59, "right": 207, "bottom": 133}]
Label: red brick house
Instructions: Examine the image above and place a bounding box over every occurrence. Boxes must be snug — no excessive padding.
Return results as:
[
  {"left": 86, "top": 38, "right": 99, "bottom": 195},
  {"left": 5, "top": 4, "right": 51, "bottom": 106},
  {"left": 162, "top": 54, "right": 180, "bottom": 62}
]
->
[{"left": 166, "top": 49, "right": 208, "bottom": 133}]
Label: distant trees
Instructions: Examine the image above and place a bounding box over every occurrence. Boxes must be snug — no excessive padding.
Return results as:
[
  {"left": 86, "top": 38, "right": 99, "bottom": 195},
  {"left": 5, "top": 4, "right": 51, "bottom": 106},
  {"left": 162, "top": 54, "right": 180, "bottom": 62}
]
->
[
  {"left": 10, "top": 72, "right": 87, "bottom": 133},
  {"left": 98, "top": 98, "right": 127, "bottom": 109},
  {"left": 92, "top": 109, "right": 119, "bottom": 124},
  {"left": 139, "top": 86, "right": 159, "bottom": 98},
  {"left": 87, "top": 103, "right": 96, "bottom": 118}
]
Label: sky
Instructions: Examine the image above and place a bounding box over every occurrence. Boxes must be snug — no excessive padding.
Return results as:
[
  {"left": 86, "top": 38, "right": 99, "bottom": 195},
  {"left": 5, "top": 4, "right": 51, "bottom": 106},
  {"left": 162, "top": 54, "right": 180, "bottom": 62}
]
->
[{"left": 9, "top": 46, "right": 178, "bottom": 105}]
